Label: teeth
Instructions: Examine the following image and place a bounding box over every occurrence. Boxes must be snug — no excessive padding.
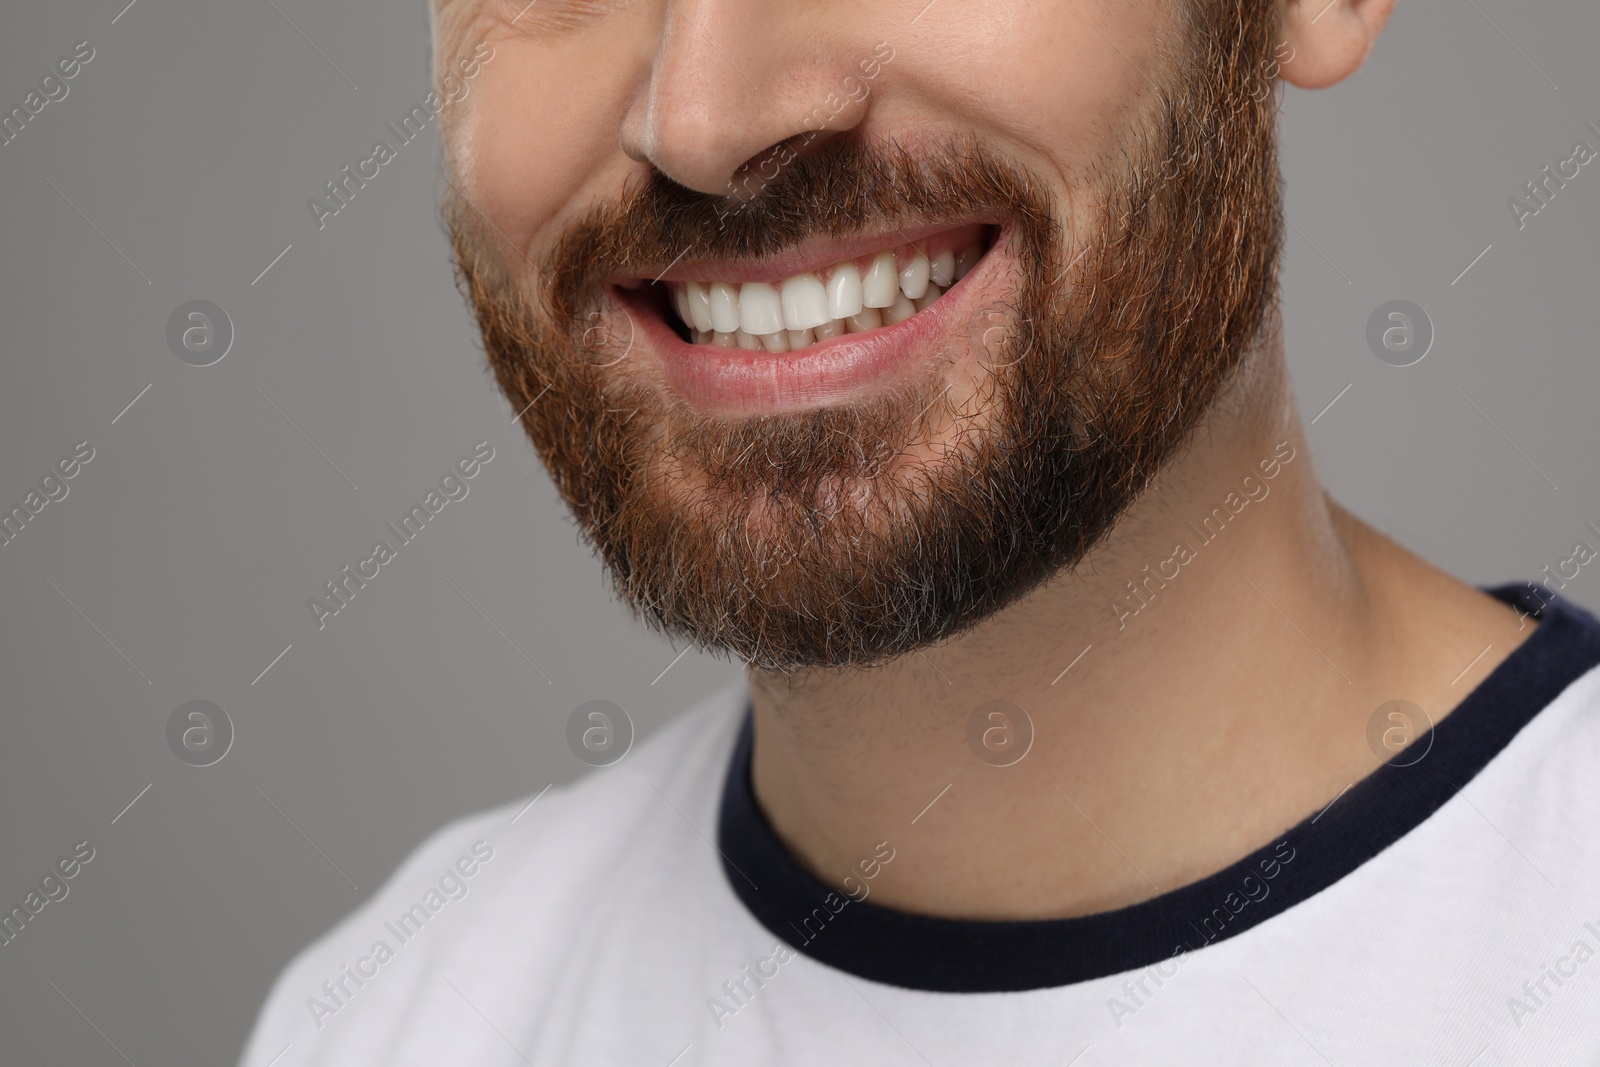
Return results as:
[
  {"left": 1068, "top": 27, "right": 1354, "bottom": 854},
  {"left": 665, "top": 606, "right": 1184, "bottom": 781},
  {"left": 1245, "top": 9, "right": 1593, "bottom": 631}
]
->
[
  {"left": 709, "top": 282, "right": 741, "bottom": 333},
  {"left": 953, "top": 243, "right": 982, "bottom": 281},
  {"left": 862, "top": 250, "right": 900, "bottom": 309},
  {"left": 685, "top": 282, "right": 714, "bottom": 333},
  {"left": 826, "top": 263, "right": 863, "bottom": 320},
  {"left": 780, "top": 274, "right": 831, "bottom": 331},
  {"left": 847, "top": 307, "right": 883, "bottom": 332},
  {"left": 882, "top": 292, "right": 917, "bottom": 326},
  {"left": 899, "top": 245, "right": 930, "bottom": 301},
  {"left": 664, "top": 238, "right": 987, "bottom": 354},
  {"left": 738, "top": 282, "right": 784, "bottom": 336}
]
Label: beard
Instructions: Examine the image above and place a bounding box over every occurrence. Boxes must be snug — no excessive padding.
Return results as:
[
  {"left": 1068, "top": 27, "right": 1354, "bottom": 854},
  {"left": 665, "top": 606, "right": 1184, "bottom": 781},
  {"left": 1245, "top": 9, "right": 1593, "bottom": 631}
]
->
[{"left": 449, "top": 0, "right": 1282, "bottom": 672}]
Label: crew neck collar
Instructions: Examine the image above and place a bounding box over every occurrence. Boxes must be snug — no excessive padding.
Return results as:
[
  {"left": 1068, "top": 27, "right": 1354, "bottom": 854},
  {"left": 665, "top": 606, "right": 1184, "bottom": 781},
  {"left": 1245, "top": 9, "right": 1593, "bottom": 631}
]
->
[{"left": 715, "top": 584, "right": 1600, "bottom": 992}]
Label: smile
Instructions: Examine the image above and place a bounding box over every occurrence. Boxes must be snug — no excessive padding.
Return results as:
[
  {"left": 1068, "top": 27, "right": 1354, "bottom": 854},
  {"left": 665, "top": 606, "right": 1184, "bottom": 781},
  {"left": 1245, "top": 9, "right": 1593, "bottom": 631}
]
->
[
  {"left": 661, "top": 227, "right": 990, "bottom": 354},
  {"left": 613, "top": 223, "right": 1002, "bottom": 415}
]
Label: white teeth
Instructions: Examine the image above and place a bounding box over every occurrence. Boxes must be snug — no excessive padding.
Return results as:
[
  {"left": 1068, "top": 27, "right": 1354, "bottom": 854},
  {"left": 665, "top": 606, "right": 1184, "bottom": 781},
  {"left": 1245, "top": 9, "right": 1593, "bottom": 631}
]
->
[
  {"left": 861, "top": 250, "right": 900, "bottom": 309},
  {"left": 780, "top": 274, "right": 831, "bottom": 331},
  {"left": 738, "top": 282, "right": 784, "bottom": 336},
  {"left": 953, "top": 242, "right": 983, "bottom": 282},
  {"left": 882, "top": 293, "right": 916, "bottom": 326},
  {"left": 685, "top": 281, "right": 714, "bottom": 333},
  {"left": 899, "top": 246, "right": 931, "bottom": 301},
  {"left": 825, "top": 263, "right": 863, "bottom": 320},
  {"left": 709, "top": 282, "right": 741, "bottom": 333},
  {"left": 666, "top": 233, "right": 989, "bottom": 352},
  {"left": 848, "top": 306, "right": 883, "bottom": 332}
]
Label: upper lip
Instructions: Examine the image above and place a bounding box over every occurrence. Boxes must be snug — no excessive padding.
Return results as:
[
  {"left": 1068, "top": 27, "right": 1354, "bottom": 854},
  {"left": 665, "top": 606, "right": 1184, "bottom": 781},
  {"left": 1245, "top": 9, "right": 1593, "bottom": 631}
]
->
[{"left": 614, "top": 219, "right": 999, "bottom": 286}]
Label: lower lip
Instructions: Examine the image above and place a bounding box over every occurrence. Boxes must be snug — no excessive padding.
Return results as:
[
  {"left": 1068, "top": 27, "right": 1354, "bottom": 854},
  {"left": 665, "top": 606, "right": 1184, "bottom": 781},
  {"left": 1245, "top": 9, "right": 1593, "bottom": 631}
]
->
[{"left": 614, "top": 230, "right": 1004, "bottom": 418}]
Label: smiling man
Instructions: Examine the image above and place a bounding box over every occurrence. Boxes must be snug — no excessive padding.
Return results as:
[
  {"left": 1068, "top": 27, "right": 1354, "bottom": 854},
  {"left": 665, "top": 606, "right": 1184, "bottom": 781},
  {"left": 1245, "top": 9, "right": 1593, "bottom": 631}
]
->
[{"left": 241, "top": 0, "right": 1600, "bottom": 1063}]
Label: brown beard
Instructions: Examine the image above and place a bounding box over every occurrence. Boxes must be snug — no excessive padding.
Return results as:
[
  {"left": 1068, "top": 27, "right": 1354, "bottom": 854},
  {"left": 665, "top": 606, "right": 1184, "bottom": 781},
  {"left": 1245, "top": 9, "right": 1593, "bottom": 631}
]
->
[{"left": 449, "top": 0, "right": 1282, "bottom": 671}]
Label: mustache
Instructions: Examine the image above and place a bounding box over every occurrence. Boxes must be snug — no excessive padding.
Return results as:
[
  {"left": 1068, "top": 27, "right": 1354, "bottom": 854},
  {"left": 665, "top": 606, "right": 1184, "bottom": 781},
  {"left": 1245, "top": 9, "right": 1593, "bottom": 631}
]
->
[{"left": 523, "top": 133, "right": 1064, "bottom": 328}]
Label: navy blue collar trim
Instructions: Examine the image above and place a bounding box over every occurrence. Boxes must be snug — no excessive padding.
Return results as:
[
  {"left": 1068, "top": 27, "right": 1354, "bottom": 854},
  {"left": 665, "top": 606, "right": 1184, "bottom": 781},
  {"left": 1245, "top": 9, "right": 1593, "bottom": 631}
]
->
[{"left": 715, "top": 584, "right": 1600, "bottom": 992}]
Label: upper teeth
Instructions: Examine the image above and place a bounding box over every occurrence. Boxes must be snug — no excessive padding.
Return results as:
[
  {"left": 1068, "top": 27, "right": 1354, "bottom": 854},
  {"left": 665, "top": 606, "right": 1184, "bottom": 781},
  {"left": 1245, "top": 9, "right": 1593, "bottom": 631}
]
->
[{"left": 668, "top": 240, "right": 984, "bottom": 353}]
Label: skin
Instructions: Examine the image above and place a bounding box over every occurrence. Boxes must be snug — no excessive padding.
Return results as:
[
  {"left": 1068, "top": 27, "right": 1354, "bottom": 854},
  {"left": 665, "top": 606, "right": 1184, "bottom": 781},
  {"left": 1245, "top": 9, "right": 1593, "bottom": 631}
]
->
[{"left": 438, "top": 0, "right": 1536, "bottom": 920}]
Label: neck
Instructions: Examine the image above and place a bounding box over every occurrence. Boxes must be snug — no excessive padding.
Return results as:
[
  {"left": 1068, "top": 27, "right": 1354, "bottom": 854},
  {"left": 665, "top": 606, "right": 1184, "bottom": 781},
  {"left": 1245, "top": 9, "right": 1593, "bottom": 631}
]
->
[{"left": 746, "top": 334, "right": 1533, "bottom": 920}]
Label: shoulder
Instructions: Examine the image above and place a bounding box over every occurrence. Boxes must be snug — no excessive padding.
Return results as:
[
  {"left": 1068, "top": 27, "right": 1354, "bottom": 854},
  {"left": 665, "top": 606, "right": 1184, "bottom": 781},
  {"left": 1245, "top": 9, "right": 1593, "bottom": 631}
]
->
[{"left": 236, "top": 682, "right": 748, "bottom": 1067}]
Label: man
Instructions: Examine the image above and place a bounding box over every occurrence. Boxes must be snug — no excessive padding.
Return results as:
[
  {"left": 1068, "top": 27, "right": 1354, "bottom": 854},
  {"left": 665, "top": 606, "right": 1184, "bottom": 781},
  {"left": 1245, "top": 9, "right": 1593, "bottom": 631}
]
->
[{"left": 241, "top": 0, "right": 1600, "bottom": 1062}]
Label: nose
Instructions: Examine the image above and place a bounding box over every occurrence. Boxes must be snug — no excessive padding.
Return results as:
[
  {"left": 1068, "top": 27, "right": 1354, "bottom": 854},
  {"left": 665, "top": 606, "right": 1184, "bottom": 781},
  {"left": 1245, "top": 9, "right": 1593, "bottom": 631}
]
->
[{"left": 619, "top": 0, "right": 875, "bottom": 196}]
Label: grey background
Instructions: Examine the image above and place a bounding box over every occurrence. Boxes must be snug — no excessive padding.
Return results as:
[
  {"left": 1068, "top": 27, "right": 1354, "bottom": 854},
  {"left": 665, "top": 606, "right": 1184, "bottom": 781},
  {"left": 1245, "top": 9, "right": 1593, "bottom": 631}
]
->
[{"left": 0, "top": 0, "right": 1594, "bottom": 1062}]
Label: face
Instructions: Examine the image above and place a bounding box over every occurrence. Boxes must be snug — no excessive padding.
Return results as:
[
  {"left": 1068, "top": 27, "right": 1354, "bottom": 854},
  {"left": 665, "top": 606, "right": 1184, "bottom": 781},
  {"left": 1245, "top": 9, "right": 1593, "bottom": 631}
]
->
[{"left": 437, "top": 0, "right": 1282, "bottom": 670}]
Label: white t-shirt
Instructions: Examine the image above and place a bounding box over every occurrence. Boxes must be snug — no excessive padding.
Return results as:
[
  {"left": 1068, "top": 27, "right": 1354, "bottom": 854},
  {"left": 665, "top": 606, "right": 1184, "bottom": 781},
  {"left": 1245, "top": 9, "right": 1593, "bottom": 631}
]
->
[{"left": 239, "top": 586, "right": 1600, "bottom": 1065}]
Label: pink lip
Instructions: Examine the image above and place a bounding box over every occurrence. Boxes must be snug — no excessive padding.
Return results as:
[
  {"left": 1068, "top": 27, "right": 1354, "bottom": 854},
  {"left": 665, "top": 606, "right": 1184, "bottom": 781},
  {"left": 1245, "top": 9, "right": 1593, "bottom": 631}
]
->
[{"left": 613, "top": 226, "right": 1008, "bottom": 418}]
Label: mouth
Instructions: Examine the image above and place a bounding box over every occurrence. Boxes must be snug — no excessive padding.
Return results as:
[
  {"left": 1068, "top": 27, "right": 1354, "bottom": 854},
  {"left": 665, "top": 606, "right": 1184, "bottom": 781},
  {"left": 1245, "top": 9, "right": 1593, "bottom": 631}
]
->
[{"left": 611, "top": 222, "right": 1002, "bottom": 415}]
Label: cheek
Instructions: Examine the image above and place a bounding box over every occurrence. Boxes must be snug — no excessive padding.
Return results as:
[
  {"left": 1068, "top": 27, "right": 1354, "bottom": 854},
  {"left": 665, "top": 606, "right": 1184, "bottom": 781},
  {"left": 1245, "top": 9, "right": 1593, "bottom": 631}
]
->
[
  {"left": 893, "top": 0, "right": 1168, "bottom": 181},
  {"left": 453, "top": 35, "right": 640, "bottom": 252}
]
